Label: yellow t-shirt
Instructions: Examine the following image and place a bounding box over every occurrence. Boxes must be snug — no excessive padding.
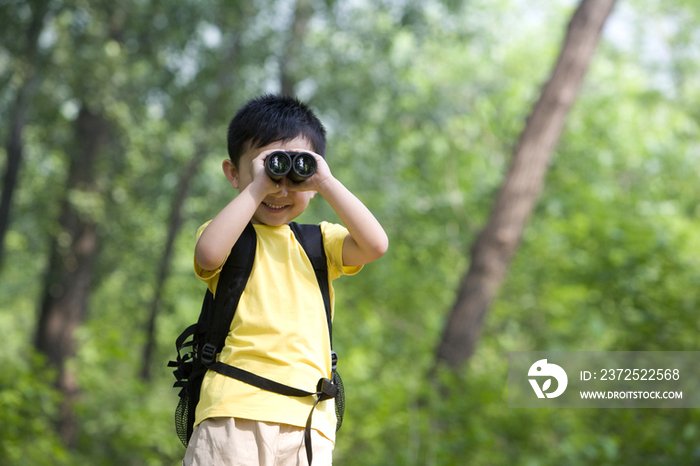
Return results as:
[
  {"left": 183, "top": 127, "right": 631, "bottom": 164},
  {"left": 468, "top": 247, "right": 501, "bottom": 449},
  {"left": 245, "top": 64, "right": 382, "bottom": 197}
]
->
[{"left": 193, "top": 221, "right": 361, "bottom": 442}]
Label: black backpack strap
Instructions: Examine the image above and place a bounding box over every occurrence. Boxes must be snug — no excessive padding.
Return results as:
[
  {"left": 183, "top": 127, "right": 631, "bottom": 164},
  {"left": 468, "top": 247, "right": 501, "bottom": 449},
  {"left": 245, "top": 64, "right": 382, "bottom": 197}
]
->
[
  {"left": 288, "top": 222, "right": 332, "bottom": 344},
  {"left": 288, "top": 222, "right": 333, "bottom": 465},
  {"left": 207, "top": 362, "right": 315, "bottom": 397},
  {"left": 200, "top": 222, "right": 257, "bottom": 366}
]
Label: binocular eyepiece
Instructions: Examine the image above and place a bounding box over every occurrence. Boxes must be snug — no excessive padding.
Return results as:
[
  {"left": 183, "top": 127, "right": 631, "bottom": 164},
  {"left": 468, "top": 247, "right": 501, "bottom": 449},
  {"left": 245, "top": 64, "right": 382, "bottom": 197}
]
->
[{"left": 265, "top": 151, "right": 317, "bottom": 183}]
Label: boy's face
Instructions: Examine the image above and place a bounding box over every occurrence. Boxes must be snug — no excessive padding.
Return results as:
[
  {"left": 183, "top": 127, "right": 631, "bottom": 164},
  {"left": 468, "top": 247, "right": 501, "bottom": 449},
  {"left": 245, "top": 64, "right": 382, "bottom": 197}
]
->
[{"left": 227, "top": 136, "right": 317, "bottom": 226}]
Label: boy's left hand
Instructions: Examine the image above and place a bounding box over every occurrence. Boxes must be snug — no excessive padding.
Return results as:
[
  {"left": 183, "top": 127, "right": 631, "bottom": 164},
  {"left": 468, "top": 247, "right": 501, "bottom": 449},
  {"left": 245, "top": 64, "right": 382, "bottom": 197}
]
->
[{"left": 286, "top": 149, "right": 334, "bottom": 194}]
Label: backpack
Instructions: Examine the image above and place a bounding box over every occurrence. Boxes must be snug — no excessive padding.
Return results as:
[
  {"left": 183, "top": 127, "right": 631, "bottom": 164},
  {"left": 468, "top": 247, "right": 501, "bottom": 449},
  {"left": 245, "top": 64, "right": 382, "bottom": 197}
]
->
[{"left": 168, "top": 222, "right": 344, "bottom": 464}]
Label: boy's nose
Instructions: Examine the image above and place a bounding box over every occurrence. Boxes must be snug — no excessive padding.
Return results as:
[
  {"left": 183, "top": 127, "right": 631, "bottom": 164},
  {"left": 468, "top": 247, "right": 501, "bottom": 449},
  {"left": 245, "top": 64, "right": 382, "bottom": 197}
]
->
[{"left": 272, "top": 177, "right": 289, "bottom": 197}]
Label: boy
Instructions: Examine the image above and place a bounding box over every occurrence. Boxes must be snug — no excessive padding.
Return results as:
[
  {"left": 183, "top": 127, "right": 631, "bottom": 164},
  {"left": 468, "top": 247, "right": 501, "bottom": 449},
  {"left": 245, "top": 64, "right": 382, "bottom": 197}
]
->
[{"left": 184, "top": 94, "right": 388, "bottom": 466}]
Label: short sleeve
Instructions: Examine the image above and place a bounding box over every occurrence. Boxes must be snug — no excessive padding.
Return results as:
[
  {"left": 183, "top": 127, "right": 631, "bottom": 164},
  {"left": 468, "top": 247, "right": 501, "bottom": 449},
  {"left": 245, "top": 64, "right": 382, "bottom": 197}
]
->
[
  {"left": 193, "top": 221, "right": 225, "bottom": 294},
  {"left": 320, "top": 221, "right": 363, "bottom": 280}
]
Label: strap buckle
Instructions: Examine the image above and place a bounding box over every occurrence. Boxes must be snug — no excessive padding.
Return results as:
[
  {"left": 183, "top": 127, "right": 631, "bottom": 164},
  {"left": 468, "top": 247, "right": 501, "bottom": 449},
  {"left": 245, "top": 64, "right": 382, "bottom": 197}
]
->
[
  {"left": 201, "top": 343, "right": 217, "bottom": 366},
  {"left": 316, "top": 377, "right": 338, "bottom": 401}
]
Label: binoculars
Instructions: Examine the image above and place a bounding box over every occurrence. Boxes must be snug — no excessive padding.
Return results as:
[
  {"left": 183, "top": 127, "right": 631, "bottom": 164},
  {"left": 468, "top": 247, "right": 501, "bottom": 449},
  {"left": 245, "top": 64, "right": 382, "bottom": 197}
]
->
[{"left": 265, "top": 151, "right": 317, "bottom": 182}]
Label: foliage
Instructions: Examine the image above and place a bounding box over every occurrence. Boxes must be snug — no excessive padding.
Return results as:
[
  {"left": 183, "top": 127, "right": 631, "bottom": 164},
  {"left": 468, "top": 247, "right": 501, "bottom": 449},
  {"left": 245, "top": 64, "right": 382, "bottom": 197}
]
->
[
  {"left": 1, "top": 0, "right": 699, "bottom": 464},
  {"left": 0, "top": 354, "right": 69, "bottom": 465}
]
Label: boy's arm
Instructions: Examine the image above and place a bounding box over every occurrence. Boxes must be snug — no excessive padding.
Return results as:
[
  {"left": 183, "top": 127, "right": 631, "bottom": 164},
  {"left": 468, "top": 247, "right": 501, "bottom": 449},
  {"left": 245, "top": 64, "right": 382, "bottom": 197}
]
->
[
  {"left": 319, "top": 178, "right": 389, "bottom": 267},
  {"left": 298, "top": 153, "right": 388, "bottom": 267},
  {"left": 195, "top": 154, "right": 277, "bottom": 271}
]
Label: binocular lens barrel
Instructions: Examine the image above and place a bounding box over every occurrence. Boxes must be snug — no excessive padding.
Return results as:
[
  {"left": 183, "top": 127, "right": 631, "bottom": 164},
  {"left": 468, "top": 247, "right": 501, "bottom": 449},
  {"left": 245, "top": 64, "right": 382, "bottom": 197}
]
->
[
  {"left": 265, "top": 151, "right": 317, "bottom": 182},
  {"left": 292, "top": 154, "right": 316, "bottom": 177},
  {"left": 266, "top": 152, "right": 292, "bottom": 178}
]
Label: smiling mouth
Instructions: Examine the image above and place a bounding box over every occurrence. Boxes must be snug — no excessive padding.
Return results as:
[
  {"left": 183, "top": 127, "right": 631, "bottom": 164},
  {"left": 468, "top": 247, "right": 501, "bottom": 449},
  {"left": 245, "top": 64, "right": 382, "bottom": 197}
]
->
[{"left": 263, "top": 202, "right": 288, "bottom": 212}]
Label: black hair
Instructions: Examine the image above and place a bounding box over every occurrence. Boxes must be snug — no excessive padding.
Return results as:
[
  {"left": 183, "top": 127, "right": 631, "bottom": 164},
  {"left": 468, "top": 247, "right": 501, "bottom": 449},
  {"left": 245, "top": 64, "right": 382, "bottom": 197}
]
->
[{"left": 227, "top": 94, "right": 327, "bottom": 167}]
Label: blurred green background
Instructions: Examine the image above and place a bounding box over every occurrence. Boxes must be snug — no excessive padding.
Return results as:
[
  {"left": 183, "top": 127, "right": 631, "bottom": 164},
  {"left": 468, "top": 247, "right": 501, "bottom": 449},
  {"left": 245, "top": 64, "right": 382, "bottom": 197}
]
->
[{"left": 1, "top": 0, "right": 699, "bottom": 464}]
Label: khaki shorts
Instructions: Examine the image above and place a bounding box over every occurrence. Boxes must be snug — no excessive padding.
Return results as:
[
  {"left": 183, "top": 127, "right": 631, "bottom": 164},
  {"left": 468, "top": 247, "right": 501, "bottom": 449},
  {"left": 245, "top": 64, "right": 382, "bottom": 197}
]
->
[{"left": 183, "top": 417, "right": 334, "bottom": 466}]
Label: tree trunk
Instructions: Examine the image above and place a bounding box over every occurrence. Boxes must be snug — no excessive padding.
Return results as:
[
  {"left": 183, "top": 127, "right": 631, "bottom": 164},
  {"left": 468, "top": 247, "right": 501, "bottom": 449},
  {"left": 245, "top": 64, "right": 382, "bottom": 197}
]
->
[
  {"left": 140, "top": 146, "right": 206, "bottom": 381},
  {"left": 280, "top": 0, "right": 313, "bottom": 96},
  {"left": 0, "top": 90, "right": 31, "bottom": 269},
  {"left": 435, "top": 0, "right": 617, "bottom": 369},
  {"left": 0, "top": 0, "right": 52, "bottom": 269},
  {"left": 35, "top": 106, "right": 109, "bottom": 446}
]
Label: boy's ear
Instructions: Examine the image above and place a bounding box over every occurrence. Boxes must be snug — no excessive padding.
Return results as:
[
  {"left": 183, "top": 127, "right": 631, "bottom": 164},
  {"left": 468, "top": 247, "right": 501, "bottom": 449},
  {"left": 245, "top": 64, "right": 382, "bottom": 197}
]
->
[{"left": 222, "top": 159, "right": 239, "bottom": 189}]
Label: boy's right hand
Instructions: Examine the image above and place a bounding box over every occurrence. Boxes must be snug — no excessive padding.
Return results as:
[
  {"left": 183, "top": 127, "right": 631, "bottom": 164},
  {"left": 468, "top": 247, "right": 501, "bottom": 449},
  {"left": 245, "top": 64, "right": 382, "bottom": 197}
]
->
[{"left": 245, "top": 150, "right": 288, "bottom": 196}]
